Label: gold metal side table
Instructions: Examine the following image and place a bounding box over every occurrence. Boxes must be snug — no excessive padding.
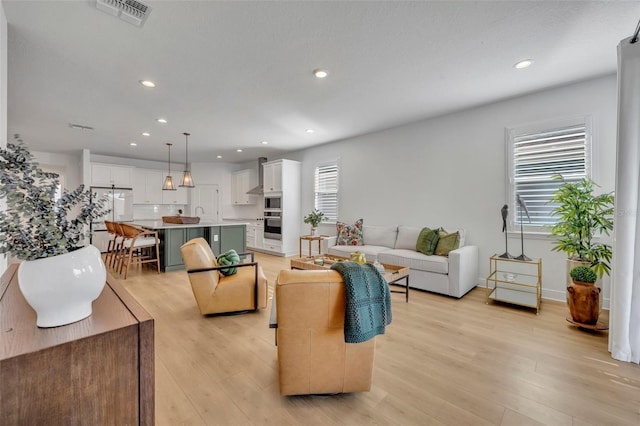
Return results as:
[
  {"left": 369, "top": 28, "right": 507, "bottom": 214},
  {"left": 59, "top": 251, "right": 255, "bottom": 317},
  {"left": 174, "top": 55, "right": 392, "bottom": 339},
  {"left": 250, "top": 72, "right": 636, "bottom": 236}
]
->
[{"left": 486, "top": 255, "right": 542, "bottom": 314}]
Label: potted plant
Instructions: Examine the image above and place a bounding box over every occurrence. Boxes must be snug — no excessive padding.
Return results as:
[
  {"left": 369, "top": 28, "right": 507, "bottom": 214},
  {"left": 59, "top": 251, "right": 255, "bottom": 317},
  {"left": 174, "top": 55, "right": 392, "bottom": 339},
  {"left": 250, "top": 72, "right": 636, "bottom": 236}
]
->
[
  {"left": 549, "top": 174, "right": 614, "bottom": 279},
  {"left": 567, "top": 265, "right": 600, "bottom": 325},
  {"left": 0, "top": 135, "right": 111, "bottom": 327},
  {"left": 303, "top": 209, "right": 326, "bottom": 236}
]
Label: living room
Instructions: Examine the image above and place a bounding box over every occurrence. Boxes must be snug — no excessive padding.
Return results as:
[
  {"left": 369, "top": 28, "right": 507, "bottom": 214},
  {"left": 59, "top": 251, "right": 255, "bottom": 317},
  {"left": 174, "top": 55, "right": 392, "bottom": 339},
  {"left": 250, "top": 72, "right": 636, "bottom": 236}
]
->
[{"left": 1, "top": 1, "right": 639, "bottom": 425}]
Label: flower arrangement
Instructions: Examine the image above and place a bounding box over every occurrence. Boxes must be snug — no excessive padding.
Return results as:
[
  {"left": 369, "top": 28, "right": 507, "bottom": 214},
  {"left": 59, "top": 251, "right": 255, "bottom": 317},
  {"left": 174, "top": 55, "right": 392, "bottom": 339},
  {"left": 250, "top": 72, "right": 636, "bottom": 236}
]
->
[
  {"left": 0, "top": 135, "right": 110, "bottom": 261},
  {"left": 303, "top": 209, "right": 326, "bottom": 228}
]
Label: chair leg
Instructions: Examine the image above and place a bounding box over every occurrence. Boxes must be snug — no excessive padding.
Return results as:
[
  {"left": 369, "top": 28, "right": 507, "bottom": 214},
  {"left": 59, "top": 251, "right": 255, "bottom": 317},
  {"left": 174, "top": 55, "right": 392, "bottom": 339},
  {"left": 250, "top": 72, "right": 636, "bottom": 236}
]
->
[{"left": 154, "top": 239, "right": 160, "bottom": 274}]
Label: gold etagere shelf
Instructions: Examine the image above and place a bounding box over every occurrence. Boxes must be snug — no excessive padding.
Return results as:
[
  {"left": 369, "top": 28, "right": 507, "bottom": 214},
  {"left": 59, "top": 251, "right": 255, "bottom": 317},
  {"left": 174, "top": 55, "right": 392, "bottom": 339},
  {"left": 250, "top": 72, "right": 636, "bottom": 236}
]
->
[{"left": 485, "top": 255, "right": 542, "bottom": 314}]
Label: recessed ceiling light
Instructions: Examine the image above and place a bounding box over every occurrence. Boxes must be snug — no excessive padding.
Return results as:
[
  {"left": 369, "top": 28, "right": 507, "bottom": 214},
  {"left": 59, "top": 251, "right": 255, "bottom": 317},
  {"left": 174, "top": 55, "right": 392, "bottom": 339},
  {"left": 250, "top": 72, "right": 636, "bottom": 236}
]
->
[
  {"left": 313, "top": 69, "right": 329, "bottom": 78},
  {"left": 141, "top": 132, "right": 150, "bottom": 136},
  {"left": 130, "top": 142, "right": 137, "bottom": 146},
  {"left": 305, "top": 129, "right": 315, "bottom": 134},
  {"left": 156, "top": 118, "right": 167, "bottom": 124},
  {"left": 139, "top": 80, "right": 156, "bottom": 88},
  {"left": 261, "top": 140, "right": 268, "bottom": 145},
  {"left": 217, "top": 155, "right": 222, "bottom": 159},
  {"left": 514, "top": 59, "right": 533, "bottom": 69},
  {"left": 237, "top": 149, "right": 243, "bottom": 153}
]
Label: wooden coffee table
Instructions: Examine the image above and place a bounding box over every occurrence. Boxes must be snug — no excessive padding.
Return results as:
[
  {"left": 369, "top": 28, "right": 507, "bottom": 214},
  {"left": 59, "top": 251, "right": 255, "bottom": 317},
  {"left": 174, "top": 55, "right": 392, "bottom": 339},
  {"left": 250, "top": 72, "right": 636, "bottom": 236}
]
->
[{"left": 290, "top": 255, "right": 410, "bottom": 302}]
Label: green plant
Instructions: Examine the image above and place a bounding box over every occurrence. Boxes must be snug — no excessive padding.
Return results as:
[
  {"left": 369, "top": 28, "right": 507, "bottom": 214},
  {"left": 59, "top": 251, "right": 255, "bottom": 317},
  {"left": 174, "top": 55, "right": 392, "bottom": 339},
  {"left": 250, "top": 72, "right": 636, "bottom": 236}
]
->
[
  {"left": 549, "top": 174, "right": 614, "bottom": 278},
  {"left": 303, "top": 209, "right": 326, "bottom": 228},
  {"left": 0, "top": 135, "right": 110, "bottom": 261},
  {"left": 569, "top": 266, "right": 598, "bottom": 284}
]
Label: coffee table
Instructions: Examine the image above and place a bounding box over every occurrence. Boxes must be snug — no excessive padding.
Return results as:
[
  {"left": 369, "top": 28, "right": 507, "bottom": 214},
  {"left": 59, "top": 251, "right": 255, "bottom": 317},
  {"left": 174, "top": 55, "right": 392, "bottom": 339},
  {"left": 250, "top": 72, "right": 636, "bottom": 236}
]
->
[{"left": 290, "top": 255, "right": 410, "bottom": 302}]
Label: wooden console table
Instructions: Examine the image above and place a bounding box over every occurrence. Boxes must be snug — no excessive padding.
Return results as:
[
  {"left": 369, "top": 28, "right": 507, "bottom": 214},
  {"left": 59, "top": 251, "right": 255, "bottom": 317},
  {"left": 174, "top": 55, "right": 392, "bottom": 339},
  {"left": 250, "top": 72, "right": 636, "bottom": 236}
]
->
[{"left": 0, "top": 264, "right": 154, "bottom": 425}]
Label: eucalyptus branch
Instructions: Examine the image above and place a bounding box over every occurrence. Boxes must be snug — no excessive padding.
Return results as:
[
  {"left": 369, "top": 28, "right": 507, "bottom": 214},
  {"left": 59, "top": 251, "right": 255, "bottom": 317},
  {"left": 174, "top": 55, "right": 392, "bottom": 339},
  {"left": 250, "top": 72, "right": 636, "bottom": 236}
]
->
[{"left": 0, "top": 135, "right": 111, "bottom": 260}]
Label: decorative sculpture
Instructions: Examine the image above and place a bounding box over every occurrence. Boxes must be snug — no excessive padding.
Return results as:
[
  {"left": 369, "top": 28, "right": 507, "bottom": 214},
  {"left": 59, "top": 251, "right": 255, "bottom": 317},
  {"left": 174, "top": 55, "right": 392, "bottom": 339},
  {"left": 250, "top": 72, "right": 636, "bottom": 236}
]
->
[
  {"left": 515, "top": 194, "right": 532, "bottom": 261},
  {"left": 498, "top": 204, "right": 514, "bottom": 259}
]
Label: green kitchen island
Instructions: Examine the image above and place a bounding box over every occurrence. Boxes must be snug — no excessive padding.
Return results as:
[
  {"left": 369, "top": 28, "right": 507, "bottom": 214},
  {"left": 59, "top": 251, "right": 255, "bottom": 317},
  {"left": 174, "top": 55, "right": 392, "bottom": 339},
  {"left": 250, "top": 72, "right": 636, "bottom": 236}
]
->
[{"left": 132, "top": 220, "right": 247, "bottom": 272}]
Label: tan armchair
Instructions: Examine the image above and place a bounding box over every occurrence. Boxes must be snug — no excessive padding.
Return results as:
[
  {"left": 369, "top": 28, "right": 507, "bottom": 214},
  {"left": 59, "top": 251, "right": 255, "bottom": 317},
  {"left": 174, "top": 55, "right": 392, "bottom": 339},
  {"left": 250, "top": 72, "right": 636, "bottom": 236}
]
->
[
  {"left": 275, "top": 269, "right": 376, "bottom": 396},
  {"left": 180, "top": 238, "right": 267, "bottom": 315}
]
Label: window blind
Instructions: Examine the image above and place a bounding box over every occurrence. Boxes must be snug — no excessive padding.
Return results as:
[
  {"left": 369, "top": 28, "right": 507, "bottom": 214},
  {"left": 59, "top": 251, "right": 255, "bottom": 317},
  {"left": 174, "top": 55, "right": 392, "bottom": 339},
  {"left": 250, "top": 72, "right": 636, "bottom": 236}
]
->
[
  {"left": 314, "top": 163, "right": 338, "bottom": 222},
  {"left": 512, "top": 124, "right": 589, "bottom": 226}
]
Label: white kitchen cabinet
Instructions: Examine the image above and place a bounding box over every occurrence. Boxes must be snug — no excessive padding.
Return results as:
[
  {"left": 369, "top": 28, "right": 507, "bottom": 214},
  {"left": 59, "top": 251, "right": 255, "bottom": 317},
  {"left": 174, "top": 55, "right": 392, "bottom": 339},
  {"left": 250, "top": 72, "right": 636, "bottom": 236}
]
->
[
  {"left": 162, "top": 185, "right": 188, "bottom": 205},
  {"left": 132, "top": 169, "right": 163, "bottom": 205},
  {"left": 263, "top": 161, "right": 282, "bottom": 193},
  {"left": 246, "top": 224, "right": 256, "bottom": 248},
  {"left": 246, "top": 223, "right": 264, "bottom": 250},
  {"left": 259, "top": 159, "right": 301, "bottom": 256},
  {"left": 231, "top": 169, "right": 256, "bottom": 205},
  {"left": 91, "top": 163, "right": 133, "bottom": 187}
]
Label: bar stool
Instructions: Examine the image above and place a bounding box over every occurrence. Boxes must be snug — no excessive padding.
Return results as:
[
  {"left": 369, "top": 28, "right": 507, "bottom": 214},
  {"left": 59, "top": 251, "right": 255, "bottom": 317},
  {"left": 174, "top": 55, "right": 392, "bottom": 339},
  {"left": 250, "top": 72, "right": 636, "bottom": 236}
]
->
[
  {"left": 103, "top": 220, "right": 122, "bottom": 268},
  {"left": 118, "top": 223, "right": 160, "bottom": 279}
]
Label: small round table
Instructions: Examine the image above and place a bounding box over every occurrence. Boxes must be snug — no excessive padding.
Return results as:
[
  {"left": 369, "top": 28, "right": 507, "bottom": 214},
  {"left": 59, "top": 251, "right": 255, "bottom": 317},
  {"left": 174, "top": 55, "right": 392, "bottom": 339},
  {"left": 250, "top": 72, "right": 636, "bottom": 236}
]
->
[{"left": 299, "top": 235, "right": 328, "bottom": 258}]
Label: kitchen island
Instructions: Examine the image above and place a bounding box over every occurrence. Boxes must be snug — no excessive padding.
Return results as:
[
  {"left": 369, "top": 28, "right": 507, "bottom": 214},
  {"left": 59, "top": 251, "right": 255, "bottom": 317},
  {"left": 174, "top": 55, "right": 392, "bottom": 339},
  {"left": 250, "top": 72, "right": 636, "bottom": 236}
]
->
[{"left": 132, "top": 220, "right": 247, "bottom": 272}]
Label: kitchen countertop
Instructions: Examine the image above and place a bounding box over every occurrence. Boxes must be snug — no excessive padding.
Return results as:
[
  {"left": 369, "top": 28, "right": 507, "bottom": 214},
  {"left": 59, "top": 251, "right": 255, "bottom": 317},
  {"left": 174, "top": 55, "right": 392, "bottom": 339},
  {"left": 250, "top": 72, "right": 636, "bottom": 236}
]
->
[{"left": 132, "top": 220, "right": 249, "bottom": 230}]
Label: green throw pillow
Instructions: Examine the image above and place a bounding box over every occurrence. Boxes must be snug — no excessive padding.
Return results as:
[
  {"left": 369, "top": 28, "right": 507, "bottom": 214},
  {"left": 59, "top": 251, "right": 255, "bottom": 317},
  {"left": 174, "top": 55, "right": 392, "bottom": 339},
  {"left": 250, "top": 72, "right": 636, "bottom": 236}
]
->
[
  {"left": 434, "top": 229, "right": 460, "bottom": 256},
  {"left": 416, "top": 227, "right": 440, "bottom": 255},
  {"left": 216, "top": 249, "right": 240, "bottom": 276}
]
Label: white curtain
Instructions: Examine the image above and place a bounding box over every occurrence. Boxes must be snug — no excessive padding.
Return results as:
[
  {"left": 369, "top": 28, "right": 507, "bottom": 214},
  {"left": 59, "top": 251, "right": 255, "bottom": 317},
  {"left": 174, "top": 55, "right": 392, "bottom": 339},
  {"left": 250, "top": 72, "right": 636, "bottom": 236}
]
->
[{"left": 610, "top": 35, "right": 640, "bottom": 364}]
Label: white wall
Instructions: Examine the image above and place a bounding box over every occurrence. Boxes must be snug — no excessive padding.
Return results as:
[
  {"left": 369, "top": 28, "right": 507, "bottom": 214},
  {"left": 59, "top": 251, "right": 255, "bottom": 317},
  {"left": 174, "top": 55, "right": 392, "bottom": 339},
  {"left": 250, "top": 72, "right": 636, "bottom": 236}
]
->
[
  {"left": 286, "top": 75, "right": 618, "bottom": 304},
  {"left": 0, "top": 0, "right": 7, "bottom": 274}
]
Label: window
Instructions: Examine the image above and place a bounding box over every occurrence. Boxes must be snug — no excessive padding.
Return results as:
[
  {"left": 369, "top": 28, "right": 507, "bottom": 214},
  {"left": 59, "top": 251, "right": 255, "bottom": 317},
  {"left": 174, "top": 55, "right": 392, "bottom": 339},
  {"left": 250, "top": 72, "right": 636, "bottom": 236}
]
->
[
  {"left": 313, "top": 162, "right": 338, "bottom": 222},
  {"left": 506, "top": 117, "right": 591, "bottom": 233}
]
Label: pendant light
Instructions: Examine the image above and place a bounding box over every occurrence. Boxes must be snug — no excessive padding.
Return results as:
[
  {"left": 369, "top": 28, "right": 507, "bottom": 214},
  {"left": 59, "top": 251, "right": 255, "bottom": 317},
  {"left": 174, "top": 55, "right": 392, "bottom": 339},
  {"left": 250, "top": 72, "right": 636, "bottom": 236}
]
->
[
  {"left": 179, "top": 132, "right": 195, "bottom": 188},
  {"left": 162, "top": 143, "right": 176, "bottom": 191}
]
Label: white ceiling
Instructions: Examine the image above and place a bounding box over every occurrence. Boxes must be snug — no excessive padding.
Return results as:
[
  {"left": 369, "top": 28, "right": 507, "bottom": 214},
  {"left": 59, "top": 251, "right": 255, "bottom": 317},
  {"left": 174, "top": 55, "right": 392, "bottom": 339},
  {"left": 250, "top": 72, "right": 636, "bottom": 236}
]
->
[{"left": 4, "top": 0, "right": 640, "bottom": 163}]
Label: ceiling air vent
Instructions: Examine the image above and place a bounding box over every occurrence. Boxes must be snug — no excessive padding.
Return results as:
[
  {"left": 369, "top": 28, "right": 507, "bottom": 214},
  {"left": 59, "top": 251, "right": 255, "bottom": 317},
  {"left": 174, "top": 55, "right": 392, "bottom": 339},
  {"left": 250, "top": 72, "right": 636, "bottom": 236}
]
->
[{"left": 95, "top": 0, "right": 152, "bottom": 28}]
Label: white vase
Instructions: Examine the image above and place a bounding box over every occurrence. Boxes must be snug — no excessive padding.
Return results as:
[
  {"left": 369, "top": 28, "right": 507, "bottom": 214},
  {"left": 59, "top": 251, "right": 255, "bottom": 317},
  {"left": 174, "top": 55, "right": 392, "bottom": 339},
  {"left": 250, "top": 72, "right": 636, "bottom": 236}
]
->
[{"left": 18, "top": 245, "right": 107, "bottom": 328}]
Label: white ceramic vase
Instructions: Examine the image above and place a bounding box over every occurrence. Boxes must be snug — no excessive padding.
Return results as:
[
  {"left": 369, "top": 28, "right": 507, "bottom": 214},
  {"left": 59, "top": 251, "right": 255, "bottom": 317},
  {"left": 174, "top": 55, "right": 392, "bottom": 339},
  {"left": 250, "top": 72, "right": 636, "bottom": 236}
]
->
[{"left": 18, "top": 245, "right": 107, "bottom": 328}]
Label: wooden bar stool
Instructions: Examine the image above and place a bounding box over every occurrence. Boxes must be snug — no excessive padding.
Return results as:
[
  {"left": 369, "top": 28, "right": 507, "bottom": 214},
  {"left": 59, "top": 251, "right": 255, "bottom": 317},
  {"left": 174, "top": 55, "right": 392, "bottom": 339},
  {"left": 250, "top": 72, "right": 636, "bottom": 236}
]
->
[
  {"left": 104, "top": 220, "right": 122, "bottom": 268},
  {"left": 118, "top": 223, "right": 160, "bottom": 279}
]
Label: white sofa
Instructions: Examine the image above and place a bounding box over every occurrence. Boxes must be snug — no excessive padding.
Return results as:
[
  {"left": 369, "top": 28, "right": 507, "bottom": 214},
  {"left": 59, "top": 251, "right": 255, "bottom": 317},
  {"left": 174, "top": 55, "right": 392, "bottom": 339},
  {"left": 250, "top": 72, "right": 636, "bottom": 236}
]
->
[{"left": 327, "top": 225, "right": 478, "bottom": 298}]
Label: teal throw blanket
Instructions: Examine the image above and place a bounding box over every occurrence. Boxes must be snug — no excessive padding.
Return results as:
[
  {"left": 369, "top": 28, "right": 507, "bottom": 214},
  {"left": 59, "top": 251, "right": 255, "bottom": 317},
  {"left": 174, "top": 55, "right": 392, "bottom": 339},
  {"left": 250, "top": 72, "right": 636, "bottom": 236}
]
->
[{"left": 330, "top": 261, "right": 392, "bottom": 343}]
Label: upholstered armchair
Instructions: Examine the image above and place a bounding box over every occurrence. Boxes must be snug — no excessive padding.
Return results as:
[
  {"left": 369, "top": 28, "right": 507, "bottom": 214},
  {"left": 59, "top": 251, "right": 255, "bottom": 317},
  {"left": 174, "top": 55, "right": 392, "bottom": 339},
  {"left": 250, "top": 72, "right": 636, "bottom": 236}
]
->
[
  {"left": 275, "top": 269, "right": 376, "bottom": 396},
  {"left": 180, "top": 238, "right": 267, "bottom": 315}
]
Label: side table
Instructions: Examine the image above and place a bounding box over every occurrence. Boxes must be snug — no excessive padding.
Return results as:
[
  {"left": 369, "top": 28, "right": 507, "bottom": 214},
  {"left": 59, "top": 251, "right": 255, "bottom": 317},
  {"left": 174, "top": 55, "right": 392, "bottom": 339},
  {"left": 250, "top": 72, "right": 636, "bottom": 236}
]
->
[
  {"left": 299, "top": 235, "right": 328, "bottom": 258},
  {"left": 486, "top": 255, "right": 542, "bottom": 314}
]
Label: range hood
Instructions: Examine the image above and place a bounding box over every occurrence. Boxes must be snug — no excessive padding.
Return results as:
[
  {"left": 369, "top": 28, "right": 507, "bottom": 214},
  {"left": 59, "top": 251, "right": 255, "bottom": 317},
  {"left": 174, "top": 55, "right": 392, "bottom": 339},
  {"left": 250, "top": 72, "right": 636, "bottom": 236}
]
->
[{"left": 246, "top": 157, "right": 267, "bottom": 195}]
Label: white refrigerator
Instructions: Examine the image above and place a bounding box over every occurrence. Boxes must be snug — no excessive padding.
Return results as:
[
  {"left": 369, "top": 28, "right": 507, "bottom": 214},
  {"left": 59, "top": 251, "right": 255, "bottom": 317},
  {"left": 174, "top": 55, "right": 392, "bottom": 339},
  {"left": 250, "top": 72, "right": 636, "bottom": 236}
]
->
[{"left": 90, "top": 186, "right": 134, "bottom": 252}]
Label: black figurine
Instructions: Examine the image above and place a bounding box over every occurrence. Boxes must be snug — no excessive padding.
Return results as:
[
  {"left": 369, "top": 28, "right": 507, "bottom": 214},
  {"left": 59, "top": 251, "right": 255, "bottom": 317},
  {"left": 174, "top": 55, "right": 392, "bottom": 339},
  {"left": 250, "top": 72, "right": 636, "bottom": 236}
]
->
[
  {"left": 515, "top": 194, "right": 532, "bottom": 261},
  {"left": 499, "top": 204, "right": 514, "bottom": 259}
]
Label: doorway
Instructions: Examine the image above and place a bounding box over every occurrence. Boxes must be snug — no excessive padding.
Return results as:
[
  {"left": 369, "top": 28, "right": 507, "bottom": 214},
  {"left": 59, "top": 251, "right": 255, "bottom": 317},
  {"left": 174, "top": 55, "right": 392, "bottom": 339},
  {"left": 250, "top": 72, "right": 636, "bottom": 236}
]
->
[{"left": 192, "top": 184, "right": 220, "bottom": 223}]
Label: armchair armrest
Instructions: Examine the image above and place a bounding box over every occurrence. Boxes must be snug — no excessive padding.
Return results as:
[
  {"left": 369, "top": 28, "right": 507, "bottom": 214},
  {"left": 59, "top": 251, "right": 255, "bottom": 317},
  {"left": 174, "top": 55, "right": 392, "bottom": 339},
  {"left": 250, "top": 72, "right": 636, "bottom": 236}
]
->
[{"left": 186, "top": 262, "right": 258, "bottom": 274}]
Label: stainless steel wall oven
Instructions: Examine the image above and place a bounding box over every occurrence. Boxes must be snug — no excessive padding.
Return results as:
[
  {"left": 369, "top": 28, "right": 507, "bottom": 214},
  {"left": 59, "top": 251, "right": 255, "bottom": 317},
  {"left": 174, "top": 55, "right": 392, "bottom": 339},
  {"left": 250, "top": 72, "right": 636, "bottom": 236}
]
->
[{"left": 264, "top": 210, "right": 282, "bottom": 240}]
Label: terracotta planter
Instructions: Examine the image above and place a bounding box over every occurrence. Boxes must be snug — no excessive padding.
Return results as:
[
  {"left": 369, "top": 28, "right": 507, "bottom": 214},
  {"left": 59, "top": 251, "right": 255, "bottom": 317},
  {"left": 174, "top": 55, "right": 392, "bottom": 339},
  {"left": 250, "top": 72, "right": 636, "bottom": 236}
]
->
[{"left": 567, "top": 280, "right": 600, "bottom": 325}]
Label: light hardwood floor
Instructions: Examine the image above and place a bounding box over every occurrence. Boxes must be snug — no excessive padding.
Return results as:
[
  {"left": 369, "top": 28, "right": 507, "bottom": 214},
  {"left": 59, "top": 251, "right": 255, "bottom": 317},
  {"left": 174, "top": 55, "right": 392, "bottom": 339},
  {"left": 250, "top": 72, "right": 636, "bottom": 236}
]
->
[{"left": 117, "top": 252, "right": 639, "bottom": 426}]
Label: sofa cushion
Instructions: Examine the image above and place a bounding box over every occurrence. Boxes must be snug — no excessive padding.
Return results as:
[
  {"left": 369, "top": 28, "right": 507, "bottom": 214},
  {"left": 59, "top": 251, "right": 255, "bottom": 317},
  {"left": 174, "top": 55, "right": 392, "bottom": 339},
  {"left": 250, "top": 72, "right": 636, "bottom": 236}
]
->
[
  {"left": 336, "top": 219, "right": 364, "bottom": 246},
  {"left": 394, "top": 226, "right": 422, "bottom": 250},
  {"left": 434, "top": 229, "right": 460, "bottom": 256},
  {"left": 378, "top": 249, "right": 449, "bottom": 274},
  {"left": 416, "top": 227, "right": 440, "bottom": 255},
  {"left": 328, "top": 245, "right": 390, "bottom": 262},
  {"left": 363, "top": 225, "right": 397, "bottom": 247}
]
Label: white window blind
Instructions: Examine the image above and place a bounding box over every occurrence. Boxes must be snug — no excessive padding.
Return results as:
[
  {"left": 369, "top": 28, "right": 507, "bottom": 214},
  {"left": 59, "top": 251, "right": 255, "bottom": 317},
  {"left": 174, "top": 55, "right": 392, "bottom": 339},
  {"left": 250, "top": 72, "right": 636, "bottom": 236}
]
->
[
  {"left": 508, "top": 119, "right": 591, "bottom": 230},
  {"left": 314, "top": 162, "right": 338, "bottom": 222}
]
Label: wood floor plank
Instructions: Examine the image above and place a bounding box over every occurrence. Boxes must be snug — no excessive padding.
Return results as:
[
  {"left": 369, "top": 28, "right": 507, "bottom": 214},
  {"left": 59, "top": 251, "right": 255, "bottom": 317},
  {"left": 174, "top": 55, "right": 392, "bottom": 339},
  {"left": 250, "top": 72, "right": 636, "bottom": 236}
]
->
[{"left": 116, "top": 252, "right": 640, "bottom": 425}]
